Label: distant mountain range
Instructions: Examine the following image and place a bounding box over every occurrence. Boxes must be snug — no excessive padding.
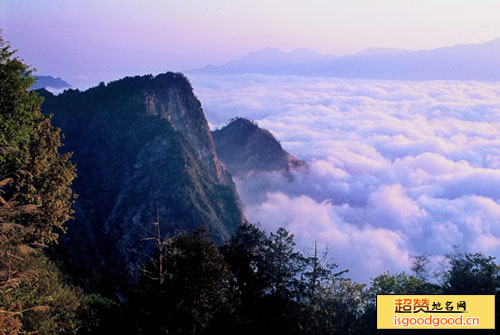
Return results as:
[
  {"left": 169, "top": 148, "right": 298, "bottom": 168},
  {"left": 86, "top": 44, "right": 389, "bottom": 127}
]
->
[
  {"left": 32, "top": 75, "right": 71, "bottom": 89},
  {"left": 191, "top": 38, "right": 500, "bottom": 81}
]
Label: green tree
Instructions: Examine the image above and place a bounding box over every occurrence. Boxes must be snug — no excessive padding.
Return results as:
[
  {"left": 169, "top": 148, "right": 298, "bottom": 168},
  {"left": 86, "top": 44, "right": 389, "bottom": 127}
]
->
[
  {"left": 301, "top": 242, "right": 347, "bottom": 304},
  {"left": 264, "top": 227, "right": 306, "bottom": 299},
  {"left": 313, "top": 278, "right": 368, "bottom": 335},
  {"left": 411, "top": 254, "right": 430, "bottom": 282},
  {"left": 220, "top": 223, "right": 269, "bottom": 303},
  {"left": 135, "top": 227, "right": 234, "bottom": 335},
  {"left": 77, "top": 293, "right": 123, "bottom": 335},
  {"left": 442, "top": 250, "right": 500, "bottom": 294},
  {"left": 0, "top": 35, "right": 76, "bottom": 245},
  {"left": 0, "top": 35, "right": 81, "bottom": 335},
  {"left": 222, "top": 225, "right": 338, "bottom": 335},
  {"left": 0, "top": 154, "right": 82, "bottom": 335}
]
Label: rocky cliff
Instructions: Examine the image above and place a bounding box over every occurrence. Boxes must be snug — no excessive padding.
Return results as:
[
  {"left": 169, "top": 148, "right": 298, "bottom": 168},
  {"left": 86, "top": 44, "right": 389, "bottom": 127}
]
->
[
  {"left": 212, "top": 118, "right": 305, "bottom": 177},
  {"left": 40, "top": 73, "right": 244, "bottom": 289}
]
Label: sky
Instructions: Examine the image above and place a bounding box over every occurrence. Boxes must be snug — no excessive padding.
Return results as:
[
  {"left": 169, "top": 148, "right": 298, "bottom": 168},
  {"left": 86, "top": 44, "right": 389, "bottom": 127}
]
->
[{"left": 2, "top": 0, "right": 500, "bottom": 87}]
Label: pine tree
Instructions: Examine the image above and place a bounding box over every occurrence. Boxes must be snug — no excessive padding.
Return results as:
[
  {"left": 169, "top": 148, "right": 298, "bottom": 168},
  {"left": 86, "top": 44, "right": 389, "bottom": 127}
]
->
[
  {"left": 135, "top": 227, "right": 233, "bottom": 335},
  {"left": 264, "top": 227, "right": 306, "bottom": 299},
  {"left": 220, "top": 223, "right": 269, "bottom": 302}
]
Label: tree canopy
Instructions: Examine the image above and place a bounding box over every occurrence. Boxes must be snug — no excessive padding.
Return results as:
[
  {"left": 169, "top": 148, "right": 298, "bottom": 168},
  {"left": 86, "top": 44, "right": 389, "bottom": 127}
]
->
[
  {"left": 0, "top": 35, "right": 81, "bottom": 335},
  {"left": 0, "top": 36, "right": 76, "bottom": 245}
]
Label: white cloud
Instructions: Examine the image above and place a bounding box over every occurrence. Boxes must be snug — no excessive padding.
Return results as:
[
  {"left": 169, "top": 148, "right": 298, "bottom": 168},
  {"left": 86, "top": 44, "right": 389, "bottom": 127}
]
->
[
  {"left": 248, "top": 192, "right": 410, "bottom": 281},
  {"left": 191, "top": 74, "right": 500, "bottom": 282}
]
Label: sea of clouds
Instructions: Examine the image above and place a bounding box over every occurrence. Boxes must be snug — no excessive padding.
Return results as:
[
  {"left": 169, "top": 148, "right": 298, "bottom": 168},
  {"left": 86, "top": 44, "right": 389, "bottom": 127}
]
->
[{"left": 190, "top": 74, "right": 500, "bottom": 282}]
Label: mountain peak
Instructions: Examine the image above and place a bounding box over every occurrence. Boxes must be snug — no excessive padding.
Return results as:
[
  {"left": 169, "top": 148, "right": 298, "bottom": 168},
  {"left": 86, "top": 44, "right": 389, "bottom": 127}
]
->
[
  {"left": 43, "top": 72, "right": 245, "bottom": 287},
  {"left": 212, "top": 117, "right": 305, "bottom": 177},
  {"left": 31, "top": 75, "right": 71, "bottom": 90},
  {"left": 99, "top": 72, "right": 194, "bottom": 93}
]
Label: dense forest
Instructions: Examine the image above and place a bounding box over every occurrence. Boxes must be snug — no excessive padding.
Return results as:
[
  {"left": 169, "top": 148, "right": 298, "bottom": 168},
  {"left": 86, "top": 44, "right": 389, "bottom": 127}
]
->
[{"left": 1, "top": 37, "right": 499, "bottom": 335}]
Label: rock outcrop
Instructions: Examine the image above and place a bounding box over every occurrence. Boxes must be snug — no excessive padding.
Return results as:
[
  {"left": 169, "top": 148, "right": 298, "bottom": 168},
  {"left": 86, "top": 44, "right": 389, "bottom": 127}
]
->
[{"left": 212, "top": 118, "right": 305, "bottom": 177}]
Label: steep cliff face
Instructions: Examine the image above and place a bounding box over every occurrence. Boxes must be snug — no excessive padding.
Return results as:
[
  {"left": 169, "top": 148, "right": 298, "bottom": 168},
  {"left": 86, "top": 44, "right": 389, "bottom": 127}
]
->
[
  {"left": 212, "top": 118, "right": 305, "bottom": 177},
  {"left": 40, "top": 73, "right": 244, "bottom": 288},
  {"left": 139, "top": 74, "right": 225, "bottom": 182}
]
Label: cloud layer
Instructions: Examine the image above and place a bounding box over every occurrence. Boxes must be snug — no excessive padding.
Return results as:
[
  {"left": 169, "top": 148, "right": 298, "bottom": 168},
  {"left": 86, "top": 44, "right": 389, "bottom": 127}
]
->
[{"left": 190, "top": 74, "right": 500, "bottom": 282}]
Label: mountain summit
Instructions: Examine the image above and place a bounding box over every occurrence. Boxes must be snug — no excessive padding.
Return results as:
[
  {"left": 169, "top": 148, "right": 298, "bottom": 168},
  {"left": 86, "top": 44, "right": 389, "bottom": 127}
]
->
[
  {"left": 40, "top": 73, "right": 244, "bottom": 288},
  {"left": 212, "top": 118, "right": 305, "bottom": 177}
]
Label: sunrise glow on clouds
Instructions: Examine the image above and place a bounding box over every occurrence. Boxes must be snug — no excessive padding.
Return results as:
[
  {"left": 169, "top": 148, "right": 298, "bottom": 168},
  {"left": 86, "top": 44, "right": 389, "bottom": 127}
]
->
[{"left": 191, "top": 74, "right": 500, "bottom": 281}]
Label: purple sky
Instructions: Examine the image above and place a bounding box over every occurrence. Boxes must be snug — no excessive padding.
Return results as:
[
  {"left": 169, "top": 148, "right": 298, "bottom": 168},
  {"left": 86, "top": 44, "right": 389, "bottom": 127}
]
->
[{"left": 2, "top": 0, "right": 500, "bottom": 87}]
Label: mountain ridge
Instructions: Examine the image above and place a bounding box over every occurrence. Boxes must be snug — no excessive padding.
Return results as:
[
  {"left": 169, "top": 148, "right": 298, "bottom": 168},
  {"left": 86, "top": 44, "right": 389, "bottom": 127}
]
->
[
  {"left": 40, "top": 73, "right": 245, "bottom": 290},
  {"left": 212, "top": 117, "right": 306, "bottom": 177},
  {"left": 190, "top": 38, "right": 500, "bottom": 81},
  {"left": 32, "top": 75, "right": 71, "bottom": 89}
]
